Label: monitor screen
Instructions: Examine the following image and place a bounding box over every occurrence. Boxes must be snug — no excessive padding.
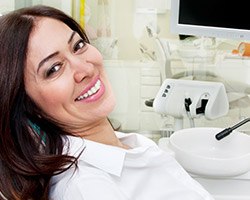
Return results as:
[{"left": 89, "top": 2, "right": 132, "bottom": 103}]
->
[{"left": 170, "top": 0, "right": 250, "bottom": 40}]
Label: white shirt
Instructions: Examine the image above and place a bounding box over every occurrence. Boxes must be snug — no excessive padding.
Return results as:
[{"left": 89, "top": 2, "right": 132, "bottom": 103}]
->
[{"left": 49, "top": 132, "right": 214, "bottom": 200}]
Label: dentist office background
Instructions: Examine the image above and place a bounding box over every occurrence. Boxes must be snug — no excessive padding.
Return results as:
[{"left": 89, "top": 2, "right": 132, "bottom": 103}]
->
[
  {"left": 1, "top": 0, "right": 250, "bottom": 138},
  {"left": 2, "top": 1, "right": 250, "bottom": 200}
]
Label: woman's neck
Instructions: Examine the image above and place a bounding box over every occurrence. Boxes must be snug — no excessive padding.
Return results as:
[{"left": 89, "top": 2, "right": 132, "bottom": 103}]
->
[{"left": 77, "top": 118, "right": 130, "bottom": 149}]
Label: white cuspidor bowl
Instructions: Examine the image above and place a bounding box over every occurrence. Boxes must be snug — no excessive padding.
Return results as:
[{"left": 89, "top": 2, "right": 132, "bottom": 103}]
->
[{"left": 169, "top": 127, "right": 250, "bottom": 178}]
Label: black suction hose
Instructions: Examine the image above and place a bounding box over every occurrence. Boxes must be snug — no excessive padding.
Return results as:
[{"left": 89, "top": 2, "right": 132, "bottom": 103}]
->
[{"left": 215, "top": 118, "right": 250, "bottom": 140}]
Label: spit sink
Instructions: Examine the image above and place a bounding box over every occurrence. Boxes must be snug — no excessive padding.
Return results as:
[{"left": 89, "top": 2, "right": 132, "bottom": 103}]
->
[{"left": 168, "top": 127, "right": 250, "bottom": 177}]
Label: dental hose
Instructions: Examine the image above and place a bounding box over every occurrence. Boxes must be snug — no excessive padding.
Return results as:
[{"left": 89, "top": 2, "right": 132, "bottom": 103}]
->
[{"left": 215, "top": 118, "right": 250, "bottom": 140}]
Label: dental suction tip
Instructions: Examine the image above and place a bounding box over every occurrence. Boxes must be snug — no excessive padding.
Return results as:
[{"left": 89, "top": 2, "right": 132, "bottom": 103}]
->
[{"left": 215, "top": 128, "right": 232, "bottom": 140}]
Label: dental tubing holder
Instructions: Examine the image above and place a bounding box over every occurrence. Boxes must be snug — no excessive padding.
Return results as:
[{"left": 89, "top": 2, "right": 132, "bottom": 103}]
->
[{"left": 153, "top": 79, "right": 229, "bottom": 131}]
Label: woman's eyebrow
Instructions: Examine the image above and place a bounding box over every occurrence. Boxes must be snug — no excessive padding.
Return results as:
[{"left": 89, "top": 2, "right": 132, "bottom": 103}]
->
[
  {"left": 68, "top": 31, "right": 76, "bottom": 44},
  {"left": 37, "top": 31, "right": 77, "bottom": 72},
  {"left": 37, "top": 51, "right": 59, "bottom": 73}
]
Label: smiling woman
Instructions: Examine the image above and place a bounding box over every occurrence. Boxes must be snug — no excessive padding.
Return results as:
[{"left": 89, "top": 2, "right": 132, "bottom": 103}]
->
[
  {"left": 24, "top": 16, "right": 115, "bottom": 134},
  {"left": 0, "top": 5, "right": 215, "bottom": 200}
]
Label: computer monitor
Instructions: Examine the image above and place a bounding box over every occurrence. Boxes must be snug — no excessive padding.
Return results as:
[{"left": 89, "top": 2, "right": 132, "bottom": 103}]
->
[{"left": 170, "top": 0, "right": 250, "bottom": 40}]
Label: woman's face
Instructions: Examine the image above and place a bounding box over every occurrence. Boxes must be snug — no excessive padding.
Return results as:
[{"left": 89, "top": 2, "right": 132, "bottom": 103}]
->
[{"left": 25, "top": 17, "right": 116, "bottom": 133}]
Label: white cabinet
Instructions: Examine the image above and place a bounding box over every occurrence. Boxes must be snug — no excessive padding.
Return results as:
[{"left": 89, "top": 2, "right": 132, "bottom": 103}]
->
[
  {"left": 104, "top": 60, "right": 162, "bottom": 131},
  {"left": 140, "top": 67, "right": 162, "bottom": 131}
]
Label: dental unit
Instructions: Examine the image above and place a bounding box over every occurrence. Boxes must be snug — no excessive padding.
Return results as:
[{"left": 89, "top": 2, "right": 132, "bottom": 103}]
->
[{"left": 153, "top": 78, "right": 229, "bottom": 131}]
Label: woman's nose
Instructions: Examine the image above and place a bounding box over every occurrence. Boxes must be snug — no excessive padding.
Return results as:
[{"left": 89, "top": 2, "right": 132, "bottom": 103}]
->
[
  {"left": 74, "top": 71, "right": 86, "bottom": 83},
  {"left": 72, "top": 60, "right": 94, "bottom": 83}
]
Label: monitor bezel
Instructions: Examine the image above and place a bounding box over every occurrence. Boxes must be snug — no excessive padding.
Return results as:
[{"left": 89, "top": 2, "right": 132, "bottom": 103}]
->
[{"left": 170, "top": 0, "right": 250, "bottom": 41}]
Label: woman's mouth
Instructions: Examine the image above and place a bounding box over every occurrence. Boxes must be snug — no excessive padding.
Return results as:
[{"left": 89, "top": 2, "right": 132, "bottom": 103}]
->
[{"left": 75, "top": 79, "right": 101, "bottom": 101}]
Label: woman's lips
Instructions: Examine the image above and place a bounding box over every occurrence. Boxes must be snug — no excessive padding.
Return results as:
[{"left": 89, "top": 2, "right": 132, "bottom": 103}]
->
[{"left": 75, "top": 79, "right": 105, "bottom": 103}]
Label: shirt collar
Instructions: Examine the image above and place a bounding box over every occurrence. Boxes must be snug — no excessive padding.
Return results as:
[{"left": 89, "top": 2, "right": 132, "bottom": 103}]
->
[
  {"left": 81, "top": 138, "right": 126, "bottom": 177},
  {"left": 64, "top": 132, "right": 157, "bottom": 177},
  {"left": 65, "top": 133, "right": 126, "bottom": 177}
]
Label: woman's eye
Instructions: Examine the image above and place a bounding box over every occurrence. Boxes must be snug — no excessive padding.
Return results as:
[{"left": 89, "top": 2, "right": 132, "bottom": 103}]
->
[
  {"left": 73, "top": 39, "right": 86, "bottom": 52},
  {"left": 45, "top": 63, "right": 62, "bottom": 78}
]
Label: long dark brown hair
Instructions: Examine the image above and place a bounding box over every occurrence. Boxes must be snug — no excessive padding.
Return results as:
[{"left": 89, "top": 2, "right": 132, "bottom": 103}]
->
[{"left": 0, "top": 5, "right": 89, "bottom": 200}]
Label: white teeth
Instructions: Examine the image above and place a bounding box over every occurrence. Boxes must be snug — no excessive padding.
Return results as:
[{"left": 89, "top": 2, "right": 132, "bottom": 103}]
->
[
  {"left": 91, "top": 87, "right": 97, "bottom": 93},
  {"left": 87, "top": 90, "right": 93, "bottom": 96},
  {"left": 76, "top": 80, "right": 101, "bottom": 101}
]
